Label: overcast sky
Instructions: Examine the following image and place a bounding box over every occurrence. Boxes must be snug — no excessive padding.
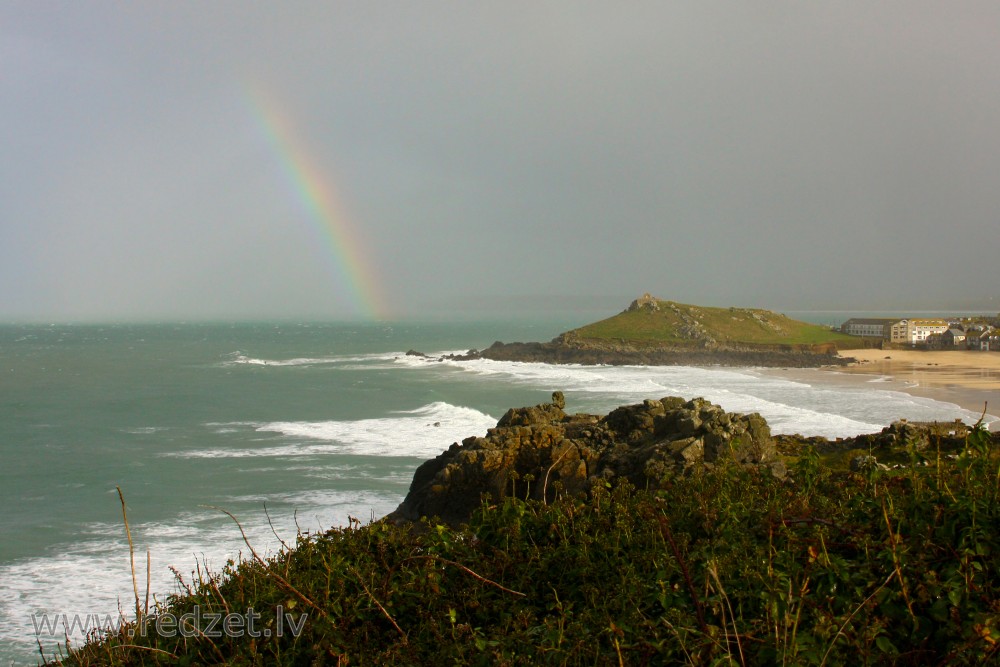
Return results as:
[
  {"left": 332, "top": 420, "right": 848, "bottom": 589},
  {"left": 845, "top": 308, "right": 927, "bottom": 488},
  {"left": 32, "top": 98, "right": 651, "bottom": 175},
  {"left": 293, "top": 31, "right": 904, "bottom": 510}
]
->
[{"left": 3, "top": 2, "right": 999, "bottom": 322}]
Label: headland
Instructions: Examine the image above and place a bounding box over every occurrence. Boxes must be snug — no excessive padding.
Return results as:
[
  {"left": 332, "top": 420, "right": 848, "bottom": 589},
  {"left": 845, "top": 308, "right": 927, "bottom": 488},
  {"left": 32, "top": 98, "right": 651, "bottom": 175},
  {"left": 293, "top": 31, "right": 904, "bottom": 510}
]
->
[{"left": 434, "top": 295, "right": 859, "bottom": 368}]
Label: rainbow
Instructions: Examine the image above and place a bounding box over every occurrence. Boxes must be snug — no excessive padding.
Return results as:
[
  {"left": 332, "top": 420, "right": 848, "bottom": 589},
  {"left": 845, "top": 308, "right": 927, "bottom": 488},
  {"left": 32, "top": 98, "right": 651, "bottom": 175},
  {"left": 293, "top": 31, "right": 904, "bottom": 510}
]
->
[{"left": 246, "top": 88, "right": 389, "bottom": 320}]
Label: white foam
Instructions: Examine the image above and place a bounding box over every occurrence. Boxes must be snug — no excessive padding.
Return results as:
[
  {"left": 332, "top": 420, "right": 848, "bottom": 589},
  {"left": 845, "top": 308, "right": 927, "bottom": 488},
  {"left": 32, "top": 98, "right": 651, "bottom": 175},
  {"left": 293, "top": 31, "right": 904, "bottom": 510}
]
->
[
  {"left": 122, "top": 426, "right": 169, "bottom": 435},
  {"left": 0, "top": 491, "right": 400, "bottom": 661},
  {"left": 404, "top": 358, "right": 994, "bottom": 438},
  {"left": 168, "top": 402, "right": 497, "bottom": 460},
  {"left": 223, "top": 351, "right": 403, "bottom": 368},
  {"left": 256, "top": 402, "right": 497, "bottom": 457},
  {"left": 390, "top": 350, "right": 474, "bottom": 368}
]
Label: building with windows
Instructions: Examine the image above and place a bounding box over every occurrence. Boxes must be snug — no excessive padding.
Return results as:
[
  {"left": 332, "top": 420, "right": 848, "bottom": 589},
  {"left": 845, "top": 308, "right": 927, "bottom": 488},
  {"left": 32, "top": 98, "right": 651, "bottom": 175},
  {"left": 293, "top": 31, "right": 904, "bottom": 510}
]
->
[
  {"left": 840, "top": 318, "right": 899, "bottom": 339},
  {"left": 892, "top": 319, "right": 950, "bottom": 345},
  {"left": 890, "top": 320, "right": 910, "bottom": 343},
  {"left": 942, "top": 328, "right": 966, "bottom": 347}
]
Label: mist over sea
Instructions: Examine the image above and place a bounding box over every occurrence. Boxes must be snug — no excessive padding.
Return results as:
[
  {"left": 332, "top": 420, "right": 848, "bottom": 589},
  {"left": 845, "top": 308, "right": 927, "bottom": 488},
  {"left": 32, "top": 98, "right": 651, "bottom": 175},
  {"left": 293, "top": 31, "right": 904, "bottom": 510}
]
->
[{"left": 0, "top": 318, "right": 993, "bottom": 663}]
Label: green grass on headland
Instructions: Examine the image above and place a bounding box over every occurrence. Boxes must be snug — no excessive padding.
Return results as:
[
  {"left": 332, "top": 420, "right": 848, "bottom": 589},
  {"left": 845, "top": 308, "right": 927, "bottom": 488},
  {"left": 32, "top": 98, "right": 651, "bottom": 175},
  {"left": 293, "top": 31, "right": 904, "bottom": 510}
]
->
[
  {"left": 58, "top": 425, "right": 999, "bottom": 665},
  {"left": 571, "top": 299, "right": 861, "bottom": 348}
]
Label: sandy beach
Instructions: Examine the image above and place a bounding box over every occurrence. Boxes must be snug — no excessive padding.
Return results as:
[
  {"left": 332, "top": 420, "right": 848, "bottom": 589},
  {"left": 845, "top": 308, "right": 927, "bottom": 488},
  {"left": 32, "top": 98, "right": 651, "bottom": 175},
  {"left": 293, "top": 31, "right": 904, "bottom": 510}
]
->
[
  {"left": 758, "top": 349, "right": 1000, "bottom": 431},
  {"left": 835, "top": 349, "right": 999, "bottom": 427}
]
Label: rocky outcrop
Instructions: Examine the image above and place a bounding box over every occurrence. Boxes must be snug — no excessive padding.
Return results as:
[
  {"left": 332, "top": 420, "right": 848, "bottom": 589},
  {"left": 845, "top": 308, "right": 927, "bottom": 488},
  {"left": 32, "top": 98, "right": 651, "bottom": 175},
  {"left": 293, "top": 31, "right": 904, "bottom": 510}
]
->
[
  {"left": 389, "top": 393, "right": 783, "bottom": 525},
  {"left": 626, "top": 293, "right": 661, "bottom": 312},
  {"left": 775, "top": 418, "right": 974, "bottom": 456},
  {"left": 850, "top": 419, "right": 971, "bottom": 452},
  {"left": 391, "top": 394, "right": 994, "bottom": 525}
]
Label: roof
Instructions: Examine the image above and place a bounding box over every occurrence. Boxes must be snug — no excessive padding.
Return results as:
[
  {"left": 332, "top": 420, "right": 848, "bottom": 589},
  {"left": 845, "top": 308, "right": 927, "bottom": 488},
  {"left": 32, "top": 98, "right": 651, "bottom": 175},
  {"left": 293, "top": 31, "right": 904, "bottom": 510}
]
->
[{"left": 842, "top": 318, "right": 898, "bottom": 325}]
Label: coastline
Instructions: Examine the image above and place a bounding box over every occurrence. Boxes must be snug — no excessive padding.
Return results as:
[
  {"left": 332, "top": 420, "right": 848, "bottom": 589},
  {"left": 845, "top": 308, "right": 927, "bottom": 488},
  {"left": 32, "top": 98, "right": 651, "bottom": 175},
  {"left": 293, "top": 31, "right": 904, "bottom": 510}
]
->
[
  {"left": 450, "top": 334, "right": 998, "bottom": 429},
  {"left": 761, "top": 349, "right": 1000, "bottom": 431}
]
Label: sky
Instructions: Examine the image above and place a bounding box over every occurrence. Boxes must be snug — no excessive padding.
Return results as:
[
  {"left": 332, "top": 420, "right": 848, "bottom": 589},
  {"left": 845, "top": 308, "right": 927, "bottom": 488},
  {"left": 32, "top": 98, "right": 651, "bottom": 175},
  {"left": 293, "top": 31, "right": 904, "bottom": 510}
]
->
[{"left": 3, "top": 2, "right": 999, "bottom": 322}]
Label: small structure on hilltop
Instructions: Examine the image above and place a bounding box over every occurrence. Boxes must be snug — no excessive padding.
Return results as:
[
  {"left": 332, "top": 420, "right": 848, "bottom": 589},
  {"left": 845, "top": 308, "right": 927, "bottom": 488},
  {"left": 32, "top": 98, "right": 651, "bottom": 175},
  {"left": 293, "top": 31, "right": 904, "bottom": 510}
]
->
[{"left": 626, "top": 293, "right": 660, "bottom": 312}]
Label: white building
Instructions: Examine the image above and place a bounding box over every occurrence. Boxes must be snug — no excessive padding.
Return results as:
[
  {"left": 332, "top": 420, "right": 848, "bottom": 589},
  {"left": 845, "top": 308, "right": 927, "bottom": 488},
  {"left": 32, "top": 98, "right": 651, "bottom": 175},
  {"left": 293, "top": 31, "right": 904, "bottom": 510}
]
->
[{"left": 892, "top": 319, "right": 949, "bottom": 345}]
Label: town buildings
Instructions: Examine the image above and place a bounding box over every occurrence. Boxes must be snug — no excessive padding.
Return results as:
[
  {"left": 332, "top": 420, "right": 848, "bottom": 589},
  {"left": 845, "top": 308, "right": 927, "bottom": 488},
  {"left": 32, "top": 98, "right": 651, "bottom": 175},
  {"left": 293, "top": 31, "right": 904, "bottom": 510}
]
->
[
  {"left": 840, "top": 317, "right": 997, "bottom": 349},
  {"left": 901, "top": 319, "right": 950, "bottom": 344}
]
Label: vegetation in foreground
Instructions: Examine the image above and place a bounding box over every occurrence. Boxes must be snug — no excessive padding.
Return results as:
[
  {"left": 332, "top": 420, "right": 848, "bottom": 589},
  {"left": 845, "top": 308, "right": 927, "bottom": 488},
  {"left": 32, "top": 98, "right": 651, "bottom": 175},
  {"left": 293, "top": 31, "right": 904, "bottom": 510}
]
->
[
  {"left": 570, "top": 299, "right": 861, "bottom": 348},
  {"left": 55, "top": 426, "right": 998, "bottom": 665}
]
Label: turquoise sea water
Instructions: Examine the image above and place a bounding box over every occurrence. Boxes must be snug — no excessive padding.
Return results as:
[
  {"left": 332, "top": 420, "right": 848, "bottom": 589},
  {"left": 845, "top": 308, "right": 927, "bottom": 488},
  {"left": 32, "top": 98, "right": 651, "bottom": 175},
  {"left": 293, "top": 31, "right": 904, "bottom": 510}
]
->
[{"left": 1, "top": 319, "right": 996, "bottom": 664}]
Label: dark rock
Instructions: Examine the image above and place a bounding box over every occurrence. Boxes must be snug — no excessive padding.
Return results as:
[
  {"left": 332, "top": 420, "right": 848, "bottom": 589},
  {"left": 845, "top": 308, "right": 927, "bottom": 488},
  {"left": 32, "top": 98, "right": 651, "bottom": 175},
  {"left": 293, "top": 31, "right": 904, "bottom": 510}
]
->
[
  {"left": 849, "top": 419, "right": 971, "bottom": 452},
  {"left": 389, "top": 393, "right": 999, "bottom": 525},
  {"left": 496, "top": 400, "right": 566, "bottom": 428},
  {"left": 389, "top": 394, "right": 780, "bottom": 525}
]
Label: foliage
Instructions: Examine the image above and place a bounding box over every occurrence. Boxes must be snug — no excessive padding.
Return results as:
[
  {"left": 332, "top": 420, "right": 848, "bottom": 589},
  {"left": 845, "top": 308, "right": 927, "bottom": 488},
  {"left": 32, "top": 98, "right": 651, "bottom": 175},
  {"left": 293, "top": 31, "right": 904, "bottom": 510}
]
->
[{"left": 56, "top": 426, "right": 999, "bottom": 665}]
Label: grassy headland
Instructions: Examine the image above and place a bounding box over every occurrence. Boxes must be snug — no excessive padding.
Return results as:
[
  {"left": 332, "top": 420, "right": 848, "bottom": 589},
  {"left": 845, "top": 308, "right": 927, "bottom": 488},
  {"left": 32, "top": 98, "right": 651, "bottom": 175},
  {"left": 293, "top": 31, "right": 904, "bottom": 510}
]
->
[
  {"left": 569, "top": 298, "right": 860, "bottom": 348},
  {"left": 464, "top": 297, "right": 862, "bottom": 367}
]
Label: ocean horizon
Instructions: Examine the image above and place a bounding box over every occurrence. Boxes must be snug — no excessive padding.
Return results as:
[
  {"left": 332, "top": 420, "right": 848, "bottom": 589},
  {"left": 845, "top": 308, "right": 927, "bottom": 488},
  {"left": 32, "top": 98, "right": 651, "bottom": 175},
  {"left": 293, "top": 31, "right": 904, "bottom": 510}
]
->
[{"left": 1, "top": 317, "right": 995, "bottom": 664}]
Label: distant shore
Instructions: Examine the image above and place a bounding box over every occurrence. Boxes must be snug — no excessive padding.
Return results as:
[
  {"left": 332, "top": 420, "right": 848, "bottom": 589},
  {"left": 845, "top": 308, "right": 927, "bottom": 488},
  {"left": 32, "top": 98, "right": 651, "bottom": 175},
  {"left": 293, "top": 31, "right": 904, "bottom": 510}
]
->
[
  {"left": 837, "top": 349, "right": 998, "bottom": 419},
  {"left": 754, "top": 349, "right": 999, "bottom": 430},
  {"left": 840, "top": 349, "right": 1000, "bottom": 390}
]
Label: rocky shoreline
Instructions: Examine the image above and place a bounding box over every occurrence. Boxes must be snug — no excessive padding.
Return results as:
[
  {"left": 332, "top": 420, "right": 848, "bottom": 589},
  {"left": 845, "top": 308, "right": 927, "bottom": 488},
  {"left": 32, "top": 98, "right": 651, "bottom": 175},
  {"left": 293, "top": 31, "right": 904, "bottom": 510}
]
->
[
  {"left": 410, "top": 335, "right": 851, "bottom": 368},
  {"left": 390, "top": 392, "right": 979, "bottom": 525}
]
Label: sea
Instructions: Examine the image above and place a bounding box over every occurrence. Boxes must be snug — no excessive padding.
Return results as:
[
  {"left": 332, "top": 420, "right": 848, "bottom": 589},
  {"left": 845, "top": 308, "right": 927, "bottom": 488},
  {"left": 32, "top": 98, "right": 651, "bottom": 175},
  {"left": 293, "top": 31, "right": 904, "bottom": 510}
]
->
[{"left": 1, "top": 316, "right": 996, "bottom": 664}]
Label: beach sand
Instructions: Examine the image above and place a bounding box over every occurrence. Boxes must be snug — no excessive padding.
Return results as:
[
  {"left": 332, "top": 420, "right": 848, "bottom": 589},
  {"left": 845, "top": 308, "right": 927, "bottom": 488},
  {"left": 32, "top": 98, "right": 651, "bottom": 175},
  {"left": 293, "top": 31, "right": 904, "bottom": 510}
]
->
[
  {"left": 839, "top": 349, "right": 1000, "bottom": 390},
  {"left": 760, "top": 349, "right": 1000, "bottom": 431},
  {"left": 834, "top": 349, "right": 999, "bottom": 426}
]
